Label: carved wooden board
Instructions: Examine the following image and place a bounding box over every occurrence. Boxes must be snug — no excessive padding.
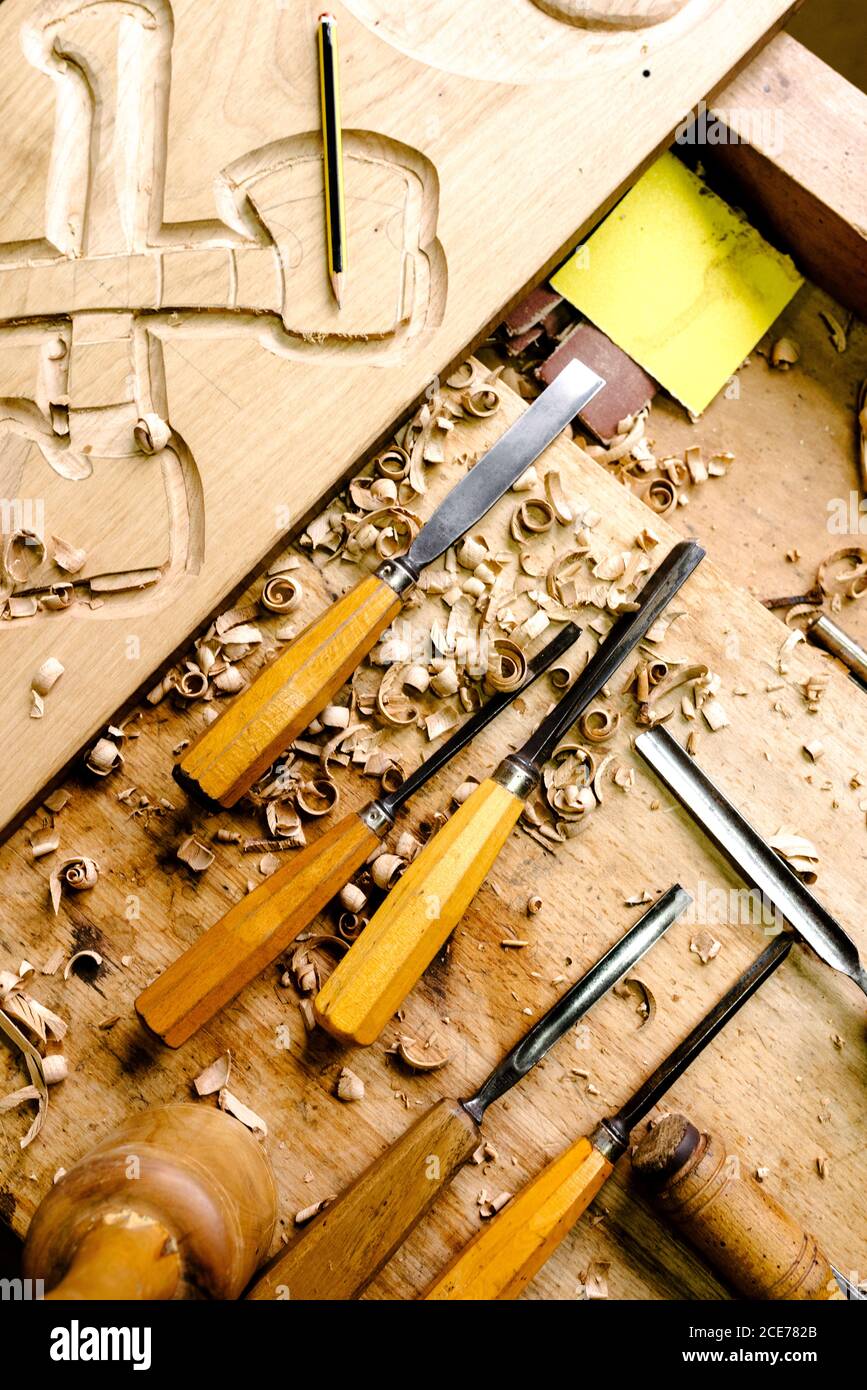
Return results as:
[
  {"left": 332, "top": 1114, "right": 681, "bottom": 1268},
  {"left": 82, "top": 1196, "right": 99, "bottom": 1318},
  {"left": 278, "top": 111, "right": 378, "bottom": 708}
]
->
[{"left": 0, "top": 0, "right": 800, "bottom": 835}]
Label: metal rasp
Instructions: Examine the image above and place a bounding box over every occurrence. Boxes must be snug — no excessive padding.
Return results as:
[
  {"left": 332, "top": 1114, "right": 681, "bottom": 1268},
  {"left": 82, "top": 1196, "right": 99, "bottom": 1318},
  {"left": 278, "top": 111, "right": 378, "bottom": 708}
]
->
[
  {"left": 176, "top": 360, "right": 605, "bottom": 809},
  {"left": 636, "top": 724, "right": 867, "bottom": 1001}
]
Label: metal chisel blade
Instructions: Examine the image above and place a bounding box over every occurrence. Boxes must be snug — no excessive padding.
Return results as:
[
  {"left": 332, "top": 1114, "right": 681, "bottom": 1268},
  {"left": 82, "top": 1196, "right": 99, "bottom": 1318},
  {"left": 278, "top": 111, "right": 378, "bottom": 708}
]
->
[
  {"left": 404, "top": 359, "right": 604, "bottom": 574},
  {"left": 636, "top": 726, "right": 867, "bottom": 1001}
]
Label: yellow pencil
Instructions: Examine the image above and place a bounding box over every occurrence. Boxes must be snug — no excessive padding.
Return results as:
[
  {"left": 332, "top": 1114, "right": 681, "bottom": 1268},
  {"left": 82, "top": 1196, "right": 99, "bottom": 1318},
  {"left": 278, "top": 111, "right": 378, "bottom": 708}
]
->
[{"left": 317, "top": 12, "right": 347, "bottom": 308}]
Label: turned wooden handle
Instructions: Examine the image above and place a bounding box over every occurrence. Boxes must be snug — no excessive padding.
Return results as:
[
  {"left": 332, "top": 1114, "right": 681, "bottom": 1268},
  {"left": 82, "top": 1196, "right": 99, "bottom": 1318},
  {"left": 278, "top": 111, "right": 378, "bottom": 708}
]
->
[
  {"left": 314, "top": 777, "right": 525, "bottom": 1046},
  {"left": 44, "top": 1217, "right": 180, "bottom": 1301},
  {"left": 424, "top": 1136, "right": 613, "bottom": 1300},
  {"left": 632, "top": 1113, "right": 843, "bottom": 1301},
  {"left": 24, "top": 1104, "right": 277, "bottom": 1300},
  {"left": 247, "top": 1098, "right": 480, "bottom": 1300},
  {"left": 137, "top": 812, "right": 380, "bottom": 1047},
  {"left": 176, "top": 574, "right": 402, "bottom": 808}
]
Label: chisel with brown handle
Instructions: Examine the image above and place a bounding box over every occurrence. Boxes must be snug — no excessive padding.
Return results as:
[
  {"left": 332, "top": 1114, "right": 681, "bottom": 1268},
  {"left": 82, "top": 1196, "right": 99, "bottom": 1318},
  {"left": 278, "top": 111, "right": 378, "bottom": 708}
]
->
[
  {"left": 314, "top": 538, "right": 704, "bottom": 1047},
  {"left": 423, "top": 933, "right": 792, "bottom": 1300},
  {"left": 136, "top": 624, "right": 580, "bottom": 1047},
  {"left": 174, "top": 361, "right": 605, "bottom": 810},
  {"left": 246, "top": 885, "right": 690, "bottom": 1300},
  {"left": 632, "top": 1111, "right": 852, "bottom": 1301}
]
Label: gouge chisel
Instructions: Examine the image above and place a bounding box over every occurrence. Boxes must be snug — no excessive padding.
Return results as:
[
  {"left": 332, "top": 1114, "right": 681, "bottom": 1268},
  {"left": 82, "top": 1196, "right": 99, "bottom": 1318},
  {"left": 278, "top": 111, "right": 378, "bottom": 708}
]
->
[
  {"left": 314, "top": 538, "right": 704, "bottom": 1046},
  {"left": 136, "top": 624, "right": 581, "bottom": 1047},
  {"left": 175, "top": 361, "right": 605, "bottom": 810},
  {"left": 423, "top": 933, "right": 792, "bottom": 1300},
  {"left": 632, "top": 1110, "right": 851, "bottom": 1301},
  {"left": 636, "top": 725, "right": 867, "bottom": 1002},
  {"left": 246, "top": 885, "right": 690, "bottom": 1300}
]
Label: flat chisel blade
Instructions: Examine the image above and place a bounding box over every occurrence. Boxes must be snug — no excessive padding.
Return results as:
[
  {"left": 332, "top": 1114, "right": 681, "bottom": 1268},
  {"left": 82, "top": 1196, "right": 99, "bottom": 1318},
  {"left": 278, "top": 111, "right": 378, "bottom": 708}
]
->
[
  {"left": 403, "top": 359, "right": 604, "bottom": 574},
  {"left": 636, "top": 725, "right": 867, "bottom": 1001}
]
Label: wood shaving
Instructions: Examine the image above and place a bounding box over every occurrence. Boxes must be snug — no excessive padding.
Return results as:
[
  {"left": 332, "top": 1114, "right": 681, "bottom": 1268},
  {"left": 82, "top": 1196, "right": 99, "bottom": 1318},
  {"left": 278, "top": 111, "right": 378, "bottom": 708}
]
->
[
  {"left": 51, "top": 536, "right": 87, "bottom": 574},
  {"left": 218, "top": 1088, "right": 267, "bottom": 1136},
  {"left": 526, "top": 895, "right": 543, "bottom": 916},
  {"left": 819, "top": 310, "right": 847, "bottom": 353},
  {"left": 194, "top": 1053, "right": 232, "bottom": 1096},
  {"left": 769, "top": 830, "right": 819, "bottom": 882},
  {"left": 31, "top": 657, "right": 65, "bottom": 698},
  {"left": 296, "top": 778, "right": 338, "bottom": 818},
  {"left": 479, "top": 1191, "right": 512, "bottom": 1219},
  {"left": 803, "top": 740, "right": 825, "bottom": 762},
  {"left": 690, "top": 929, "right": 721, "bottom": 964},
  {"left": 371, "top": 853, "right": 405, "bottom": 891},
  {"left": 582, "top": 1261, "right": 610, "bottom": 1300},
  {"left": 176, "top": 837, "right": 215, "bottom": 873},
  {"left": 261, "top": 573, "right": 302, "bottom": 614},
  {"left": 612, "top": 976, "right": 655, "bottom": 1027},
  {"left": 336, "top": 1067, "right": 365, "bottom": 1102},
  {"left": 30, "top": 828, "right": 59, "bottom": 859},
  {"left": 295, "top": 1198, "right": 332, "bottom": 1226},
  {"left": 49, "top": 855, "right": 99, "bottom": 913},
  {"left": 770, "top": 338, "right": 800, "bottom": 369},
  {"left": 85, "top": 736, "right": 124, "bottom": 777},
  {"left": 63, "top": 950, "right": 102, "bottom": 979}
]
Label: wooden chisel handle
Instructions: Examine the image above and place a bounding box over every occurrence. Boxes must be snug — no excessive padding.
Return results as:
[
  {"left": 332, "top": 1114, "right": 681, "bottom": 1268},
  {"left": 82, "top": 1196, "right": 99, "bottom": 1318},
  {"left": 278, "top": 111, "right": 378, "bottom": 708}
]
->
[
  {"left": 631, "top": 1112, "right": 844, "bottom": 1301},
  {"left": 176, "top": 574, "right": 401, "bottom": 808},
  {"left": 136, "top": 812, "right": 380, "bottom": 1047},
  {"left": 314, "top": 776, "right": 525, "bottom": 1046},
  {"left": 247, "top": 1098, "right": 480, "bottom": 1300},
  {"left": 424, "top": 1136, "right": 613, "bottom": 1300}
]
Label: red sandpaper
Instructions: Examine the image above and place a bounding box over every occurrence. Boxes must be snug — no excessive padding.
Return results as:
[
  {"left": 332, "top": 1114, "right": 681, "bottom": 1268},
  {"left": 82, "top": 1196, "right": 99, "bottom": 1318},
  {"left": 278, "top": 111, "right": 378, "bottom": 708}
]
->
[{"left": 537, "top": 321, "right": 657, "bottom": 443}]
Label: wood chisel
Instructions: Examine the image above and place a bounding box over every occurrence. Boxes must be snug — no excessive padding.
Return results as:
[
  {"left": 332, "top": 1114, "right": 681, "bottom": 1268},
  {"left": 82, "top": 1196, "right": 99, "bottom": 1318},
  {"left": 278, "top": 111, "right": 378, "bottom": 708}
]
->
[
  {"left": 246, "top": 885, "right": 691, "bottom": 1301},
  {"left": 175, "top": 361, "right": 605, "bottom": 810},
  {"left": 632, "top": 1110, "right": 857, "bottom": 1301},
  {"left": 423, "top": 933, "right": 792, "bottom": 1300},
  {"left": 636, "top": 724, "right": 867, "bottom": 1001},
  {"left": 136, "top": 624, "right": 581, "bottom": 1047},
  {"left": 314, "top": 538, "right": 704, "bottom": 1047}
]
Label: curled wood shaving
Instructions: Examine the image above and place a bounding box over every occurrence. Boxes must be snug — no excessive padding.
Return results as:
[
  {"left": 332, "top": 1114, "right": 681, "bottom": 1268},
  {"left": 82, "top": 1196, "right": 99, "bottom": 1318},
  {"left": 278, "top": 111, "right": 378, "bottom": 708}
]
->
[
  {"left": 511, "top": 498, "right": 555, "bottom": 542},
  {"left": 3, "top": 529, "right": 44, "bottom": 584},
  {"left": 527, "top": 895, "right": 542, "bottom": 916},
  {"left": 371, "top": 853, "right": 405, "bottom": 891},
  {"left": 85, "top": 736, "right": 123, "bottom": 777},
  {"left": 63, "top": 950, "right": 102, "bottom": 980},
  {"left": 266, "top": 802, "right": 306, "bottom": 845},
  {"left": 340, "top": 883, "right": 367, "bottom": 914},
  {"left": 544, "top": 469, "right": 573, "bottom": 524},
  {"left": 134, "top": 412, "right": 171, "bottom": 453},
  {"left": 30, "top": 828, "right": 59, "bottom": 859},
  {"left": 817, "top": 547, "right": 867, "bottom": 600},
  {"left": 49, "top": 855, "right": 99, "bottom": 913},
  {"left": 479, "top": 1192, "right": 512, "bottom": 1219},
  {"left": 336, "top": 1067, "right": 365, "bottom": 1102},
  {"left": 613, "top": 976, "right": 655, "bottom": 1027},
  {"left": 260, "top": 572, "right": 302, "bottom": 614},
  {"left": 819, "top": 310, "right": 847, "bottom": 353},
  {"left": 51, "top": 535, "right": 87, "bottom": 574},
  {"left": 485, "top": 639, "right": 527, "bottom": 693},
  {"left": 290, "top": 935, "right": 349, "bottom": 993},
  {"left": 579, "top": 705, "right": 620, "bottom": 743},
  {"left": 295, "top": 1198, "right": 332, "bottom": 1226},
  {"left": 32, "top": 658, "right": 64, "bottom": 698},
  {"left": 582, "top": 1261, "right": 610, "bottom": 1300},
  {"left": 770, "top": 337, "right": 800, "bottom": 369},
  {"left": 0, "top": 1006, "right": 49, "bottom": 1148},
  {"left": 769, "top": 829, "right": 819, "bottom": 882},
  {"left": 296, "top": 777, "right": 338, "bottom": 818},
  {"left": 391, "top": 1035, "right": 450, "bottom": 1072},
  {"left": 218, "top": 1088, "right": 267, "bottom": 1136},
  {"left": 176, "top": 837, "right": 215, "bottom": 873},
  {"left": 194, "top": 1052, "right": 232, "bottom": 1096}
]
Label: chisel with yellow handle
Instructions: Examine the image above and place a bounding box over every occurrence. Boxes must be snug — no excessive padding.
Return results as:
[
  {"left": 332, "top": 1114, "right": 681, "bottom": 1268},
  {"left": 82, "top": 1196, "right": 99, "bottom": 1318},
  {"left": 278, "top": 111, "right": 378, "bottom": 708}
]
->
[
  {"left": 246, "top": 885, "right": 690, "bottom": 1300},
  {"left": 174, "top": 361, "right": 605, "bottom": 810},
  {"left": 135, "top": 624, "right": 580, "bottom": 1047},
  {"left": 314, "top": 538, "right": 704, "bottom": 1046},
  {"left": 423, "top": 933, "right": 793, "bottom": 1300}
]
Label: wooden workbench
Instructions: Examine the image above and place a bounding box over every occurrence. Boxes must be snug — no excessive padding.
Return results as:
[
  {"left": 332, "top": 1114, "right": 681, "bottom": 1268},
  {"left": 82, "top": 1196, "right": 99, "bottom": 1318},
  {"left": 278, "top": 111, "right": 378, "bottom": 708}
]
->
[{"left": 1, "top": 267, "right": 865, "bottom": 1297}]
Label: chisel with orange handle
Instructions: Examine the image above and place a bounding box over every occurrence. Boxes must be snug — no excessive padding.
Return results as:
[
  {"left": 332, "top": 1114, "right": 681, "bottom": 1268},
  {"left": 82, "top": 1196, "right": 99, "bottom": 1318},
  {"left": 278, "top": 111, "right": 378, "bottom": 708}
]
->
[
  {"left": 246, "top": 885, "right": 690, "bottom": 1300},
  {"left": 174, "top": 361, "right": 605, "bottom": 810},
  {"left": 135, "top": 624, "right": 581, "bottom": 1048},
  {"left": 423, "top": 933, "right": 793, "bottom": 1300},
  {"left": 314, "top": 538, "right": 704, "bottom": 1047}
]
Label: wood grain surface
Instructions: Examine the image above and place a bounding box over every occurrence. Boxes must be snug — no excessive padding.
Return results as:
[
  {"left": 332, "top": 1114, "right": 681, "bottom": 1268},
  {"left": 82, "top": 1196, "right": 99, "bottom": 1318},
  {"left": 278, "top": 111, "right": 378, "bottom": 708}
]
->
[
  {"left": 0, "top": 0, "right": 801, "bottom": 835},
  {"left": 1, "top": 319, "right": 865, "bottom": 1298}
]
